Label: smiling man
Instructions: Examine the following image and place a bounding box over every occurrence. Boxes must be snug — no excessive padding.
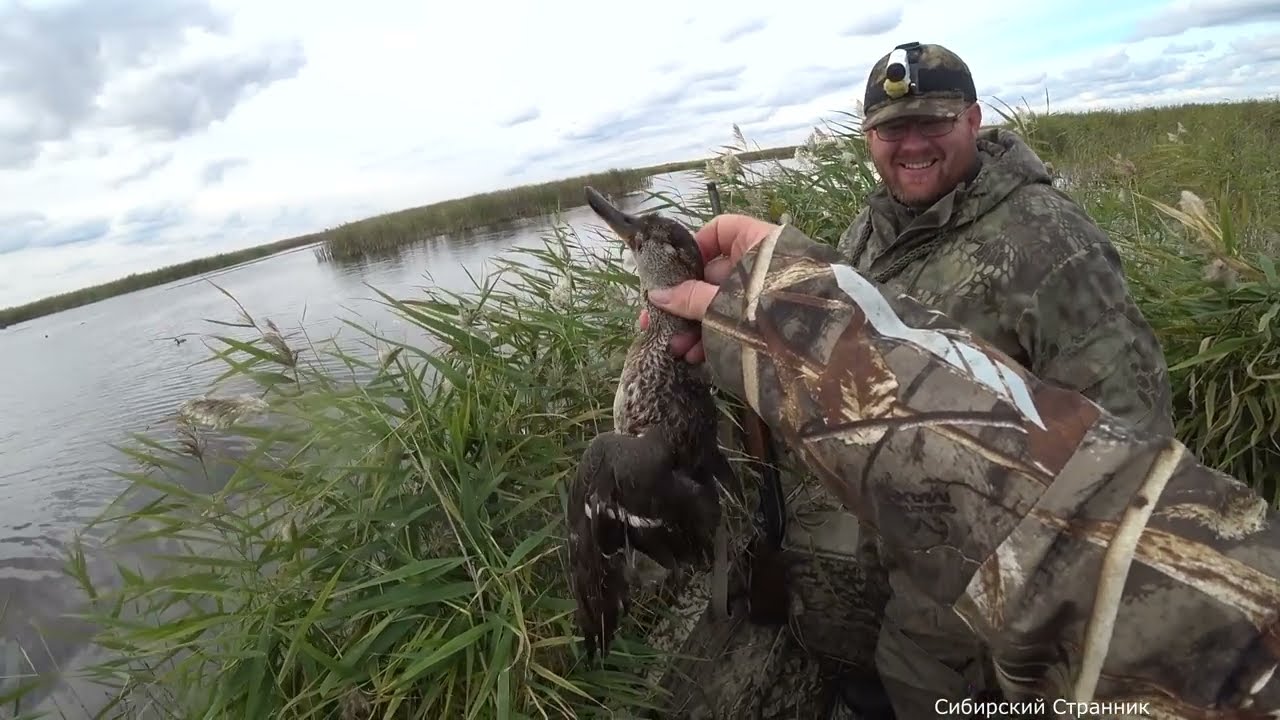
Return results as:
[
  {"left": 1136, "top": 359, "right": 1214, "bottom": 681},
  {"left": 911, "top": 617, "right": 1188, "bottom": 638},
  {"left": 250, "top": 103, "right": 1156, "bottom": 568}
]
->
[
  {"left": 640, "top": 42, "right": 1178, "bottom": 718},
  {"left": 823, "top": 42, "right": 1177, "bottom": 717}
]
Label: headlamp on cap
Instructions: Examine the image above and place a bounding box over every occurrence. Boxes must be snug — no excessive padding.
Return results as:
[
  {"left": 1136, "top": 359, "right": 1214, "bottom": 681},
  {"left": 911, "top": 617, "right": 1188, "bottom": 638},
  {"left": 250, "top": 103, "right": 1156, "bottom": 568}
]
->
[{"left": 882, "top": 42, "right": 920, "bottom": 99}]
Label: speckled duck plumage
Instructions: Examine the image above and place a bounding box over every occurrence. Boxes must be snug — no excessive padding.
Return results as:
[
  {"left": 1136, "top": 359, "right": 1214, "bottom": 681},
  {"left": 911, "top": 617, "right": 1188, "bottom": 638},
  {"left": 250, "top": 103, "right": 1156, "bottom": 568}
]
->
[
  {"left": 614, "top": 275, "right": 715, "bottom": 440},
  {"left": 567, "top": 187, "right": 740, "bottom": 661}
]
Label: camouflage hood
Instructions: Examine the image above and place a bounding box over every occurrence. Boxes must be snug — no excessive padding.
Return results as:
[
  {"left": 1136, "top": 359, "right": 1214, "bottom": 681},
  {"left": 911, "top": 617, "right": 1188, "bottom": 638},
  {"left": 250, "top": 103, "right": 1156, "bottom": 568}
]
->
[
  {"left": 959, "top": 127, "right": 1052, "bottom": 219},
  {"left": 868, "top": 127, "right": 1053, "bottom": 231},
  {"left": 841, "top": 127, "right": 1060, "bottom": 291}
]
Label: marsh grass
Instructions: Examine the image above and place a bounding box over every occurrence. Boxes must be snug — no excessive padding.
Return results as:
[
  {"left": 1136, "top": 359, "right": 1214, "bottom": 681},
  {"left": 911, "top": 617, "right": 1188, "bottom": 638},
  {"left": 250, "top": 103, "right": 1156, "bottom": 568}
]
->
[
  {"left": 1109, "top": 190, "right": 1280, "bottom": 493},
  {"left": 1022, "top": 99, "right": 1280, "bottom": 492},
  {"left": 1032, "top": 99, "right": 1280, "bottom": 230},
  {"left": 12, "top": 223, "right": 697, "bottom": 719},
  {"left": 12, "top": 98, "right": 1280, "bottom": 718}
]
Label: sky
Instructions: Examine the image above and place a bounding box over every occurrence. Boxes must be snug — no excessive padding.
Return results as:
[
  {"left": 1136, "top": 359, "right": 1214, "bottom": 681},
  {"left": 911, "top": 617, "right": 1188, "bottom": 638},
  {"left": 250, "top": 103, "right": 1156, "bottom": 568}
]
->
[{"left": 1, "top": 0, "right": 1278, "bottom": 309}]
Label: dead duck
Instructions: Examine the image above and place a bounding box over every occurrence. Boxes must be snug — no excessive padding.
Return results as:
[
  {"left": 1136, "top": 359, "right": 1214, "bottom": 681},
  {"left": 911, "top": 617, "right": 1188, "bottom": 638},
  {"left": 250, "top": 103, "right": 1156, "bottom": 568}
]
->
[{"left": 567, "top": 187, "right": 741, "bottom": 660}]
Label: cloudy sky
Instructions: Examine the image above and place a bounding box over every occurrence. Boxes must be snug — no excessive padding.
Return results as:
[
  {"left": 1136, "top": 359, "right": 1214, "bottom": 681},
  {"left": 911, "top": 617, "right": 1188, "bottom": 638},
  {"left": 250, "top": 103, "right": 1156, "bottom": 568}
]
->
[{"left": 1, "top": 0, "right": 1278, "bottom": 308}]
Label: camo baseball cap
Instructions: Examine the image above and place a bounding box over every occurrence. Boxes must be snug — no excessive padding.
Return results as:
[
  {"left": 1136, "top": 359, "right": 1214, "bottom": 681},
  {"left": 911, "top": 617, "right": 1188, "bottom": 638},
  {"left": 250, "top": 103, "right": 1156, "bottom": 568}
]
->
[{"left": 862, "top": 42, "right": 977, "bottom": 131}]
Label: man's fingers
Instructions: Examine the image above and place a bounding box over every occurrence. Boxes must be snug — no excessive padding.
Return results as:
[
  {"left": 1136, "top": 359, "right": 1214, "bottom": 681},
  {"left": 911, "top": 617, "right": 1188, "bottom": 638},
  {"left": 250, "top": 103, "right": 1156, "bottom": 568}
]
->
[
  {"left": 693, "top": 214, "right": 751, "bottom": 263},
  {"left": 670, "top": 332, "right": 699, "bottom": 357},
  {"left": 705, "top": 256, "right": 733, "bottom": 286},
  {"left": 693, "top": 215, "right": 730, "bottom": 263},
  {"left": 683, "top": 341, "right": 706, "bottom": 365},
  {"left": 694, "top": 214, "right": 777, "bottom": 265},
  {"left": 648, "top": 280, "right": 719, "bottom": 321}
]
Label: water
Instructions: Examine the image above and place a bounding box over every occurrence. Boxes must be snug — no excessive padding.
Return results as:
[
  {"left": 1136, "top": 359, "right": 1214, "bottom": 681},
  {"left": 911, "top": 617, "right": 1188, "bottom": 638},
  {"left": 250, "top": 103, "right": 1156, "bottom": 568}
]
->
[{"left": 0, "top": 170, "right": 715, "bottom": 716}]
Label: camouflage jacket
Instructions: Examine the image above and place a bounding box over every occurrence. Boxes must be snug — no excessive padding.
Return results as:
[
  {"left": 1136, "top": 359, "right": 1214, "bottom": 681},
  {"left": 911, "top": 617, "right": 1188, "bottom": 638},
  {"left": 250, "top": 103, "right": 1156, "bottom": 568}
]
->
[
  {"left": 837, "top": 128, "right": 1174, "bottom": 436},
  {"left": 700, "top": 222, "right": 1280, "bottom": 717}
]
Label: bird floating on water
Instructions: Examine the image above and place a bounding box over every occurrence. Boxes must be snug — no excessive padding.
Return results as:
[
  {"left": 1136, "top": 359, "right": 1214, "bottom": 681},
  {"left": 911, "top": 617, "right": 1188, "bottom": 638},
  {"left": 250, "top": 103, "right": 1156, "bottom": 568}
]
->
[{"left": 567, "top": 187, "right": 742, "bottom": 660}]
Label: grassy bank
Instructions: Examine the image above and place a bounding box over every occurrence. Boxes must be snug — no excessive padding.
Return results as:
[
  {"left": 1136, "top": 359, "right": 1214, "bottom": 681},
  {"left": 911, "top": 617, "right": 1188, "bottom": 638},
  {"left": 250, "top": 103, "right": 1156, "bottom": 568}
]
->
[
  {"left": 0, "top": 148, "right": 794, "bottom": 331},
  {"left": 1028, "top": 98, "right": 1280, "bottom": 239},
  {"left": 10, "top": 98, "right": 1278, "bottom": 718},
  {"left": 312, "top": 146, "right": 795, "bottom": 264},
  {"left": 0, "top": 232, "right": 325, "bottom": 330}
]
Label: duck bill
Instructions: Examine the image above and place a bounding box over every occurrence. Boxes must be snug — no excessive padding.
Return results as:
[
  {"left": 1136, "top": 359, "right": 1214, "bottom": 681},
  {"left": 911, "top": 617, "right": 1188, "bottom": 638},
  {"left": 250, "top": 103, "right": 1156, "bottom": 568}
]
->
[{"left": 585, "top": 186, "right": 640, "bottom": 250}]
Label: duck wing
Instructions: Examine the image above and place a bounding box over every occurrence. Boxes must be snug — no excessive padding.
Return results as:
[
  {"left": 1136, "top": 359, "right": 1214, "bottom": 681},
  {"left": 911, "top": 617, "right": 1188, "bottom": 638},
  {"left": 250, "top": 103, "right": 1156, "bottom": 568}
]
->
[{"left": 567, "top": 429, "right": 720, "bottom": 659}]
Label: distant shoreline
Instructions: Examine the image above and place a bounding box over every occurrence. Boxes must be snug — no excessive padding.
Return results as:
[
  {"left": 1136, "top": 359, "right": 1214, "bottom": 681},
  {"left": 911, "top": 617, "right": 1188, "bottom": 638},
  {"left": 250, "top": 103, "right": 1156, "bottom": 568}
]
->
[
  {"left": 9, "top": 94, "right": 1279, "bottom": 330},
  {"left": 0, "top": 146, "right": 795, "bottom": 330}
]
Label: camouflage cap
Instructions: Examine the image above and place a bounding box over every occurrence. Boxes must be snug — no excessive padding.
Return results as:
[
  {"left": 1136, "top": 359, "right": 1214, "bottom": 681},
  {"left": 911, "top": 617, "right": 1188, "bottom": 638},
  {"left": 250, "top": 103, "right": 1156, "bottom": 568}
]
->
[{"left": 862, "top": 42, "right": 977, "bottom": 131}]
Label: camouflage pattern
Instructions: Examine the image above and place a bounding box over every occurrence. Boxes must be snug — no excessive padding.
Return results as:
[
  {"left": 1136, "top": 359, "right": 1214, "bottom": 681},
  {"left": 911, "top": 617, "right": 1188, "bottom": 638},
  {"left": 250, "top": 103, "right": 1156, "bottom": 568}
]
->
[
  {"left": 640, "top": 128, "right": 1178, "bottom": 718},
  {"left": 837, "top": 127, "right": 1174, "bottom": 436},
  {"left": 863, "top": 43, "right": 977, "bottom": 130},
  {"left": 641, "top": 498, "right": 891, "bottom": 718},
  {"left": 831, "top": 126, "right": 1176, "bottom": 716},
  {"left": 697, "top": 222, "right": 1280, "bottom": 717},
  {"left": 863, "top": 96, "right": 972, "bottom": 131}
]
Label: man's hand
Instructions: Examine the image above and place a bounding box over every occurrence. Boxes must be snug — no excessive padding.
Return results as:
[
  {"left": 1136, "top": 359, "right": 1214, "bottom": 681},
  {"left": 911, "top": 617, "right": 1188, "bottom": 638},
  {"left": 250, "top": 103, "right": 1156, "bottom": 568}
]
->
[{"left": 637, "top": 214, "right": 779, "bottom": 364}]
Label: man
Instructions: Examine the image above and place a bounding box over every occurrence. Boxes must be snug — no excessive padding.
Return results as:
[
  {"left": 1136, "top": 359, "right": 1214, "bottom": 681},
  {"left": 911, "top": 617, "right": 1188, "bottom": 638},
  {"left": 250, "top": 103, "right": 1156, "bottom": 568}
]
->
[
  {"left": 840, "top": 41, "right": 1170, "bottom": 429},
  {"left": 830, "top": 41, "right": 1175, "bottom": 718},
  {"left": 644, "top": 42, "right": 1175, "bottom": 717},
  {"left": 644, "top": 211, "right": 1280, "bottom": 718}
]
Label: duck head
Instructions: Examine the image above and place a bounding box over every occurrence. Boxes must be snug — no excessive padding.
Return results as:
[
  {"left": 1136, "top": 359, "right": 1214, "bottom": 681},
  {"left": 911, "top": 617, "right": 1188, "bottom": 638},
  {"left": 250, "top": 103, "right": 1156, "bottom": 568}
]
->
[{"left": 585, "top": 186, "right": 704, "bottom": 291}]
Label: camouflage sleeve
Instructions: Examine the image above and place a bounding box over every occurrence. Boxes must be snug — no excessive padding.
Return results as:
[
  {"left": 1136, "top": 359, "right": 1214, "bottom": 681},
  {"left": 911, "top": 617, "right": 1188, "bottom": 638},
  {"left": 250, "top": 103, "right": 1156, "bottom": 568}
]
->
[
  {"left": 700, "top": 223, "right": 1280, "bottom": 717},
  {"left": 1014, "top": 230, "right": 1175, "bottom": 437}
]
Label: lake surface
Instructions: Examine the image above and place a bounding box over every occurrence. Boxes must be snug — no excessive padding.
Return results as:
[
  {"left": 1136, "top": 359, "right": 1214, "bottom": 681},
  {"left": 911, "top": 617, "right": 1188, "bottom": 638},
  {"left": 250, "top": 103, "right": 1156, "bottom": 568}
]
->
[{"left": 0, "top": 169, "right": 717, "bottom": 716}]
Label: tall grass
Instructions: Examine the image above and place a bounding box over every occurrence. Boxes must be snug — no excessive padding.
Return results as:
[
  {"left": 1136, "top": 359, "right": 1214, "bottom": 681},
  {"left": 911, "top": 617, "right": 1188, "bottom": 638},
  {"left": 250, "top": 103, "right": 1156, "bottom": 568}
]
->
[
  {"left": 9, "top": 99, "right": 1279, "bottom": 718},
  {"left": 1030, "top": 99, "right": 1280, "bottom": 232},
  {"left": 8, "top": 230, "right": 680, "bottom": 719}
]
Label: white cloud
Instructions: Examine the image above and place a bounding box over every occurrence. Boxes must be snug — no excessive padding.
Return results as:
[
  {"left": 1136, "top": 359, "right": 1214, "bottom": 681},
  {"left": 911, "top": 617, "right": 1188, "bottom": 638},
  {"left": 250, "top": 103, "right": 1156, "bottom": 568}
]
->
[
  {"left": 0, "top": 0, "right": 1277, "bottom": 308},
  {"left": 1133, "top": 0, "right": 1280, "bottom": 40}
]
